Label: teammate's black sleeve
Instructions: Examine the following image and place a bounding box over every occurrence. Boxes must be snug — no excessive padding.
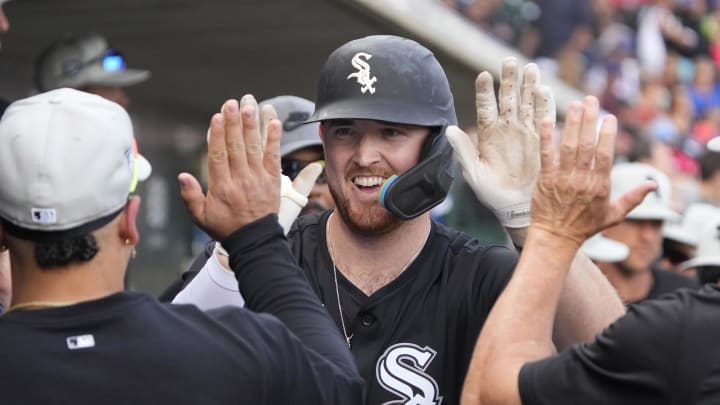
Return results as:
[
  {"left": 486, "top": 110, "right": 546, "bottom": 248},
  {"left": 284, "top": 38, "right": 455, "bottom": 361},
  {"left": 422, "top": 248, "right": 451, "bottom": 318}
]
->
[
  {"left": 205, "top": 305, "right": 362, "bottom": 404},
  {"left": 518, "top": 288, "right": 710, "bottom": 405},
  {"left": 221, "top": 214, "right": 364, "bottom": 404}
]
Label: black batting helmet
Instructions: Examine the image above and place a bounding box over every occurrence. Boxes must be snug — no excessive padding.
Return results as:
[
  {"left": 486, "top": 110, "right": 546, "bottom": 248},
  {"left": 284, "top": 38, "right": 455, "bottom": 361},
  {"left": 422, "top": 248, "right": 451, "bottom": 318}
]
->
[
  {"left": 308, "top": 35, "right": 457, "bottom": 220},
  {"left": 308, "top": 35, "right": 457, "bottom": 126}
]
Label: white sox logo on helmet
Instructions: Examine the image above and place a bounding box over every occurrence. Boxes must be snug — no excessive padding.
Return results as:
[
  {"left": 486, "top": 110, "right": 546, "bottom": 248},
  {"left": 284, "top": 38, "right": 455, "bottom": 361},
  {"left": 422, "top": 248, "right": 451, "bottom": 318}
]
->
[
  {"left": 347, "top": 52, "right": 377, "bottom": 94},
  {"left": 376, "top": 343, "right": 443, "bottom": 405}
]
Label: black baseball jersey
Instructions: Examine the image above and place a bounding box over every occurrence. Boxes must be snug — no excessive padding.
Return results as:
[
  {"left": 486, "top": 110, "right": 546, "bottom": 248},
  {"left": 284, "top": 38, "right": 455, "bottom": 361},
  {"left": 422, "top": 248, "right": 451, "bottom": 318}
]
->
[
  {"left": 645, "top": 265, "right": 700, "bottom": 301},
  {"left": 519, "top": 284, "right": 720, "bottom": 404},
  {"left": 288, "top": 211, "right": 517, "bottom": 405},
  {"left": 0, "top": 215, "right": 364, "bottom": 405}
]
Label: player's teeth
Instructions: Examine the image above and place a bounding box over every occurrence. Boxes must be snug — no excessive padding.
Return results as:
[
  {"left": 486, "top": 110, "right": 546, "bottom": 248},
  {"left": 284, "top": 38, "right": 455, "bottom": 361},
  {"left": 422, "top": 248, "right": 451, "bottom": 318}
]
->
[{"left": 354, "top": 176, "right": 384, "bottom": 187}]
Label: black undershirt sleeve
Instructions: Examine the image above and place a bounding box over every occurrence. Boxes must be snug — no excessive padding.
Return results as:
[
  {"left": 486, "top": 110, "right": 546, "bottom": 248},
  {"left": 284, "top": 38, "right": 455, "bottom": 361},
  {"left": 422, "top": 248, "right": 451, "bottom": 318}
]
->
[{"left": 221, "top": 214, "right": 364, "bottom": 404}]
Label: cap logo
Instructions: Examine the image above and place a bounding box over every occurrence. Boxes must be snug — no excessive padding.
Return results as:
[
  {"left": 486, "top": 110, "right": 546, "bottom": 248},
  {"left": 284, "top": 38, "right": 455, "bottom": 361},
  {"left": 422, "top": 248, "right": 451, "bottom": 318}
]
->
[
  {"left": 347, "top": 52, "right": 377, "bottom": 94},
  {"left": 31, "top": 208, "right": 57, "bottom": 225},
  {"left": 283, "top": 111, "right": 310, "bottom": 132}
]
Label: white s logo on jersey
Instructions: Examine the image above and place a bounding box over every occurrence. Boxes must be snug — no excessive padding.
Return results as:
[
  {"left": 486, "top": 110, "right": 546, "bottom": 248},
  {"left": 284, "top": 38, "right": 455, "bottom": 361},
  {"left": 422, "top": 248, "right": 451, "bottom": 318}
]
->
[{"left": 376, "top": 343, "right": 443, "bottom": 405}]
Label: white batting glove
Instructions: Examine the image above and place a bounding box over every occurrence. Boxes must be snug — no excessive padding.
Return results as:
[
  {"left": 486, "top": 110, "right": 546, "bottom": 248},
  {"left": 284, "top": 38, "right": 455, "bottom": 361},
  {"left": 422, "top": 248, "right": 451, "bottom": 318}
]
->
[
  {"left": 212, "top": 162, "right": 321, "bottom": 241},
  {"left": 278, "top": 162, "right": 323, "bottom": 234},
  {"left": 214, "top": 162, "right": 322, "bottom": 267},
  {"left": 446, "top": 57, "right": 556, "bottom": 229}
]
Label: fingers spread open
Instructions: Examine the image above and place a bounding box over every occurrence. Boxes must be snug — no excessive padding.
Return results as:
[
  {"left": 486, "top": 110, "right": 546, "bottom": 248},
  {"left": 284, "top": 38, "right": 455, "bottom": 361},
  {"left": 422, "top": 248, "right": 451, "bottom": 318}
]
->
[
  {"left": 611, "top": 180, "right": 657, "bottom": 225},
  {"left": 498, "top": 57, "right": 519, "bottom": 123},
  {"left": 206, "top": 112, "right": 230, "bottom": 187},
  {"left": 239, "top": 95, "right": 264, "bottom": 170},
  {"left": 476, "top": 71, "right": 498, "bottom": 131},
  {"left": 594, "top": 114, "right": 617, "bottom": 177},
  {"left": 576, "top": 96, "right": 600, "bottom": 173},
  {"left": 260, "top": 104, "right": 278, "bottom": 150},
  {"left": 264, "top": 118, "right": 282, "bottom": 177},
  {"left": 559, "top": 101, "right": 582, "bottom": 172},
  {"left": 520, "top": 63, "right": 539, "bottom": 129},
  {"left": 222, "top": 98, "right": 248, "bottom": 174},
  {"left": 539, "top": 118, "right": 556, "bottom": 175},
  {"left": 178, "top": 172, "right": 206, "bottom": 228},
  {"left": 533, "top": 85, "right": 556, "bottom": 132}
]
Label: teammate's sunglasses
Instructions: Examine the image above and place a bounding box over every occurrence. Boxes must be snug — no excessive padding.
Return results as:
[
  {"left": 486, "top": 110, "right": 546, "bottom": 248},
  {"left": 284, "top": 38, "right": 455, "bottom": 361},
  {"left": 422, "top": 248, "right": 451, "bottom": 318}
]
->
[
  {"left": 282, "top": 159, "right": 327, "bottom": 184},
  {"left": 62, "top": 49, "right": 128, "bottom": 77},
  {"left": 101, "top": 49, "right": 127, "bottom": 72}
]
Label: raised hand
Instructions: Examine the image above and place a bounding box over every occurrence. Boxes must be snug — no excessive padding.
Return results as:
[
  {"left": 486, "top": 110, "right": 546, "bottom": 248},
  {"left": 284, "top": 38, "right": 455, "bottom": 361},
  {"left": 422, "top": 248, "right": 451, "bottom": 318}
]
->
[
  {"left": 257, "top": 101, "right": 323, "bottom": 234},
  {"left": 179, "top": 95, "right": 282, "bottom": 240},
  {"left": 531, "top": 96, "right": 656, "bottom": 246},
  {"left": 446, "top": 57, "right": 556, "bottom": 229}
]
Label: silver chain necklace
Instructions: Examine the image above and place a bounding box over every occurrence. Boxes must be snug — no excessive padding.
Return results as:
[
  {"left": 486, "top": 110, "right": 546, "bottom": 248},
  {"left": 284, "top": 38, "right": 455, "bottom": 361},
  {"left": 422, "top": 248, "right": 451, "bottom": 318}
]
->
[
  {"left": 332, "top": 262, "right": 354, "bottom": 349},
  {"left": 326, "top": 215, "right": 429, "bottom": 349},
  {"left": 327, "top": 220, "right": 353, "bottom": 348}
]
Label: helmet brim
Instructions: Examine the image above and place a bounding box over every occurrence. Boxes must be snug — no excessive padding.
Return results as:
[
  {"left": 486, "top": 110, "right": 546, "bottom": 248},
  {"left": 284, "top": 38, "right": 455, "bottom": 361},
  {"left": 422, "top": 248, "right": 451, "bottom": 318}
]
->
[{"left": 307, "top": 96, "right": 456, "bottom": 127}]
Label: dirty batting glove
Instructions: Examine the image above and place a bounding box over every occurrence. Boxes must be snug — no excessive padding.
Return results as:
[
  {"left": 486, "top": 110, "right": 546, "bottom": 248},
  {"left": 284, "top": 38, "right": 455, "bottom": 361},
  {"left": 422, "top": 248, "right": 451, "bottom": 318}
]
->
[{"left": 445, "top": 58, "right": 556, "bottom": 229}]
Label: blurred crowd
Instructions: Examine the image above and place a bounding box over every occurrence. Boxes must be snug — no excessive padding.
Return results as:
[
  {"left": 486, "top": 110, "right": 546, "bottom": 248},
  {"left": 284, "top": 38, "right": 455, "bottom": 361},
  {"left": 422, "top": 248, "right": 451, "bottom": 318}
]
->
[
  {"left": 4, "top": 1, "right": 720, "bottom": 403},
  {"left": 442, "top": 0, "right": 720, "bottom": 213}
]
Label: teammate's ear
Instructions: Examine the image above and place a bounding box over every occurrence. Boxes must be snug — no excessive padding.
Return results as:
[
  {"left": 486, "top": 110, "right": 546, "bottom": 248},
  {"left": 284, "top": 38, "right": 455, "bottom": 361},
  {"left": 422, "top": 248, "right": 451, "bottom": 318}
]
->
[
  {"left": 119, "top": 196, "right": 141, "bottom": 245},
  {"left": 319, "top": 123, "right": 325, "bottom": 142}
]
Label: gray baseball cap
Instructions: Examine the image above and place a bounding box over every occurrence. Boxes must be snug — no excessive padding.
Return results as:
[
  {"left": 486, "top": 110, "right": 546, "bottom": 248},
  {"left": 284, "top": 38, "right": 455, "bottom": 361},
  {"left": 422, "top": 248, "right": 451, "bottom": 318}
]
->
[
  {"left": 681, "top": 215, "right": 720, "bottom": 270},
  {"left": 581, "top": 233, "right": 630, "bottom": 263},
  {"left": 35, "top": 33, "right": 150, "bottom": 92},
  {"left": 259, "top": 96, "right": 322, "bottom": 157},
  {"left": 663, "top": 202, "right": 720, "bottom": 247},
  {"left": 0, "top": 89, "right": 150, "bottom": 240},
  {"left": 611, "top": 163, "right": 679, "bottom": 222}
]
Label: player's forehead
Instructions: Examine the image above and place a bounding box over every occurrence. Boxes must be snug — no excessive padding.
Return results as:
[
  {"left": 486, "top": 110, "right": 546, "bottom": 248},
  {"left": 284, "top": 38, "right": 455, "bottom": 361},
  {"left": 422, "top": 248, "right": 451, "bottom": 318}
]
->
[{"left": 323, "top": 119, "right": 426, "bottom": 131}]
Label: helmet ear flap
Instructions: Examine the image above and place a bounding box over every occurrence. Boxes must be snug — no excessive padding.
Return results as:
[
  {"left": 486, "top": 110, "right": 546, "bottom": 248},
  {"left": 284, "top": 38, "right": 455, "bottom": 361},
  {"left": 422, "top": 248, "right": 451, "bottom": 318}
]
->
[{"left": 379, "top": 125, "right": 454, "bottom": 219}]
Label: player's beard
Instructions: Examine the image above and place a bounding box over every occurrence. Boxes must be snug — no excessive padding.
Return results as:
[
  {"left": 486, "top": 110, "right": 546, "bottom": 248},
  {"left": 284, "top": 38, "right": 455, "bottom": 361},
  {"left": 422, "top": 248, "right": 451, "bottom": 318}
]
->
[
  {"left": 616, "top": 242, "right": 660, "bottom": 276},
  {"left": 328, "top": 176, "right": 402, "bottom": 237}
]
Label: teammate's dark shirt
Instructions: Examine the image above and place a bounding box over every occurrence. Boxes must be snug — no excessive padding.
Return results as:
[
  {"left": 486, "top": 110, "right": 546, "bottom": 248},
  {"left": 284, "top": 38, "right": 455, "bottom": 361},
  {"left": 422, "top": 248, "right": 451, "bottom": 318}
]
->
[
  {"left": 288, "top": 211, "right": 517, "bottom": 405},
  {"left": 0, "top": 215, "right": 363, "bottom": 404},
  {"left": 520, "top": 284, "right": 720, "bottom": 404},
  {"left": 645, "top": 265, "right": 700, "bottom": 301}
]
